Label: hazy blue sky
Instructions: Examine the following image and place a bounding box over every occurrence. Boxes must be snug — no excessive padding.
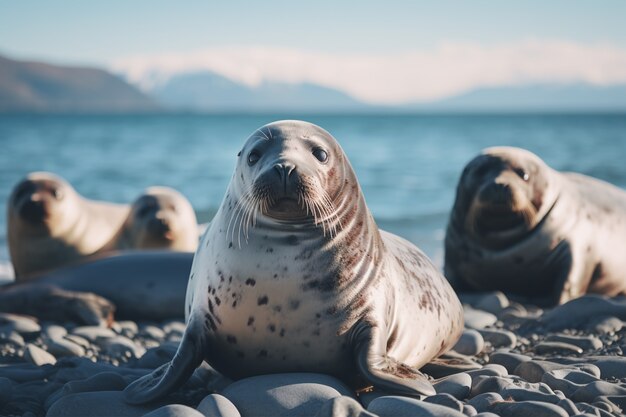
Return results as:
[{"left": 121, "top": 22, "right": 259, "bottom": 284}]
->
[
  {"left": 2, "top": 1, "right": 626, "bottom": 103},
  {"left": 2, "top": 0, "right": 625, "bottom": 64}
]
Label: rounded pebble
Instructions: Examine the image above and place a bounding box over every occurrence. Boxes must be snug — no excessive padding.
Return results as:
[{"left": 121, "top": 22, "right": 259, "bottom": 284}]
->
[
  {"left": 453, "top": 330, "right": 484, "bottom": 356},
  {"left": 368, "top": 395, "right": 466, "bottom": 417},
  {"left": 221, "top": 373, "right": 353, "bottom": 417},
  {"left": 46, "top": 390, "right": 156, "bottom": 416},
  {"left": 196, "top": 393, "right": 241, "bottom": 417},
  {"left": 142, "top": 404, "right": 205, "bottom": 417},
  {"left": 24, "top": 343, "right": 56, "bottom": 366},
  {"left": 434, "top": 372, "right": 472, "bottom": 400},
  {"left": 315, "top": 396, "right": 376, "bottom": 417}
]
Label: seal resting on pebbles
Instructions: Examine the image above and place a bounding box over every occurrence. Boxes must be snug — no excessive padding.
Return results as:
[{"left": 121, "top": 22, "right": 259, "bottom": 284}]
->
[
  {"left": 124, "top": 120, "right": 464, "bottom": 403},
  {"left": 445, "top": 146, "right": 626, "bottom": 305},
  {"left": 113, "top": 186, "right": 199, "bottom": 252},
  {"left": 7, "top": 172, "right": 129, "bottom": 280}
]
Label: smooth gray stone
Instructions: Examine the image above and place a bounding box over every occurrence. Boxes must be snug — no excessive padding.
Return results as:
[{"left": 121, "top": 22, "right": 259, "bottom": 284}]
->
[
  {"left": 221, "top": 373, "right": 353, "bottom": 417},
  {"left": 542, "top": 372, "right": 583, "bottom": 398},
  {"left": 467, "top": 393, "right": 504, "bottom": 412},
  {"left": 0, "top": 376, "right": 13, "bottom": 404},
  {"left": 458, "top": 292, "right": 510, "bottom": 315},
  {"left": 475, "top": 292, "right": 510, "bottom": 315},
  {"left": 46, "top": 338, "right": 86, "bottom": 357},
  {"left": 0, "top": 327, "right": 25, "bottom": 346},
  {"left": 136, "top": 342, "right": 178, "bottom": 369},
  {"left": 46, "top": 391, "right": 158, "bottom": 416},
  {"left": 453, "top": 330, "right": 484, "bottom": 356},
  {"left": 589, "top": 357, "right": 626, "bottom": 379},
  {"left": 142, "top": 405, "right": 205, "bottom": 417},
  {"left": 0, "top": 313, "right": 41, "bottom": 337},
  {"left": 462, "top": 404, "right": 477, "bottom": 416},
  {"left": 24, "top": 343, "right": 56, "bottom": 366},
  {"left": 71, "top": 326, "right": 116, "bottom": 341},
  {"left": 45, "top": 371, "right": 128, "bottom": 410},
  {"left": 367, "top": 396, "right": 466, "bottom": 417},
  {"left": 575, "top": 402, "right": 614, "bottom": 417},
  {"left": 499, "top": 387, "right": 561, "bottom": 403},
  {"left": 478, "top": 329, "right": 517, "bottom": 349},
  {"left": 545, "top": 334, "right": 602, "bottom": 351},
  {"left": 539, "top": 295, "right": 626, "bottom": 331},
  {"left": 117, "top": 321, "right": 139, "bottom": 335},
  {"left": 470, "top": 376, "right": 513, "bottom": 397},
  {"left": 588, "top": 316, "right": 623, "bottom": 334},
  {"left": 356, "top": 391, "right": 387, "bottom": 409},
  {"left": 463, "top": 307, "right": 497, "bottom": 329},
  {"left": 600, "top": 395, "right": 626, "bottom": 412},
  {"left": 473, "top": 414, "right": 499, "bottom": 417},
  {"left": 489, "top": 351, "right": 532, "bottom": 373},
  {"left": 423, "top": 393, "right": 463, "bottom": 412},
  {"left": 515, "top": 361, "right": 601, "bottom": 384},
  {"left": 551, "top": 369, "right": 600, "bottom": 385},
  {"left": 139, "top": 325, "right": 166, "bottom": 340},
  {"left": 64, "top": 334, "right": 92, "bottom": 349},
  {"left": 52, "top": 357, "right": 151, "bottom": 382},
  {"left": 101, "top": 335, "right": 146, "bottom": 358},
  {"left": 556, "top": 398, "right": 580, "bottom": 416},
  {"left": 0, "top": 363, "right": 52, "bottom": 382},
  {"left": 44, "top": 325, "right": 68, "bottom": 340},
  {"left": 196, "top": 393, "right": 241, "bottom": 417},
  {"left": 466, "top": 364, "right": 508, "bottom": 380},
  {"left": 434, "top": 373, "right": 472, "bottom": 400},
  {"left": 488, "top": 400, "right": 569, "bottom": 417},
  {"left": 534, "top": 342, "right": 583, "bottom": 355},
  {"left": 571, "top": 381, "right": 626, "bottom": 403},
  {"left": 314, "top": 396, "right": 376, "bottom": 417}
]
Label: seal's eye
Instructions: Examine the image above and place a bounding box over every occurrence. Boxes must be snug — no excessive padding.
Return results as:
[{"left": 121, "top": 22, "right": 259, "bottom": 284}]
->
[
  {"left": 514, "top": 168, "right": 529, "bottom": 181},
  {"left": 51, "top": 187, "right": 63, "bottom": 200},
  {"left": 248, "top": 151, "right": 260, "bottom": 165},
  {"left": 14, "top": 182, "right": 35, "bottom": 200},
  {"left": 312, "top": 148, "right": 328, "bottom": 163}
]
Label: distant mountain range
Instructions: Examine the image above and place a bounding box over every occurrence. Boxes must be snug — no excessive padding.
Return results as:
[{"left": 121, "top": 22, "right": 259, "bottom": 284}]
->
[
  {"left": 412, "top": 83, "right": 626, "bottom": 112},
  {"left": 152, "top": 71, "right": 367, "bottom": 112},
  {"left": 1, "top": 52, "right": 626, "bottom": 113},
  {"left": 0, "top": 54, "right": 158, "bottom": 112}
]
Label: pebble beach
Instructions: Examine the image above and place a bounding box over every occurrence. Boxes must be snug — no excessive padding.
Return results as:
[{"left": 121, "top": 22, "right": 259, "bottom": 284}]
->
[{"left": 1, "top": 292, "right": 625, "bottom": 417}]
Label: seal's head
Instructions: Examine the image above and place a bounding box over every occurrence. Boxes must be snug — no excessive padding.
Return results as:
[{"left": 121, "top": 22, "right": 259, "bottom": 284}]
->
[
  {"left": 452, "top": 147, "right": 558, "bottom": 248},
  {"left": 8, "top": 172, "right": 81, "bottom": 236},
  {"left": 124, "top": 187, "right": 198, "bottom": 251},
  {"left": 229, "top": 120, "right": 356, "bottom": 239}
]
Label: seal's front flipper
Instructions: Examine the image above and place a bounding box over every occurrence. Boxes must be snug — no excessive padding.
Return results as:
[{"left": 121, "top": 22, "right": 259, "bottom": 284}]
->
[
  {"left": 124, "top": 316, "right": 207, "bottom": 404},
  {"left": 350, "top": 320, "right": 435, "bottom": 397}
]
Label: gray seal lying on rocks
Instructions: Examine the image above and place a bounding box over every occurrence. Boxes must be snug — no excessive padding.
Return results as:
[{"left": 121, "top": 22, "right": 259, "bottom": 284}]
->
[
  {"left": 124, "top": 120, "right": 464, "bottom": 403},
  {"left": 445, "top": 146, "right": 626, "bottom": 305}
]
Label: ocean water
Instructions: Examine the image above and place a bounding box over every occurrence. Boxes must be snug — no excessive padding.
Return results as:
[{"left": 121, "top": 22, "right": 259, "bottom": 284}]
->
[{"left": 1, "top": 113, "right": 626, "bottom": 279}]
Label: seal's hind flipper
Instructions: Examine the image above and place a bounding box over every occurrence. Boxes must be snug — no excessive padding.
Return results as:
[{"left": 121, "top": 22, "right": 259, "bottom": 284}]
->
[
  {"left": 350, "top": 320, "right": 435, "bottom": 397},
  {"left": 124, "top": 317, "right": 207, "bottom": 404}
]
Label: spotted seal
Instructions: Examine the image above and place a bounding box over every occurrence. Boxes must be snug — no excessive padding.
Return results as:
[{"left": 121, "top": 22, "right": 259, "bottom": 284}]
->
[
  {"left": 124, "top": 120, "right": 464, "bottom": 403},
  {"left": 445, "top": 146, "right": 626, "bottom": 305},
  {"left": 114, "top": 186, "right": 199, "bottom": 252},
  {"left": 7, "top": 172, "right": 129, "bottom": 280}
]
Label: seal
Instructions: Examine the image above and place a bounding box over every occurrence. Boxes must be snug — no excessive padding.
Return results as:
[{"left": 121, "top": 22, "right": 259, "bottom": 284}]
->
[
  {"left": 445, "top": 146, "right": 626, "bottom": 306},
  {"left": 114, "top": 186, "right": 199, "bottom": 252},
  {"left": 124, "top": 120, "right": 464, "bottom": 404},
  {"left": 7, "top": 172, "right": 129, "bottom": 280},
  {"left": 0, "top": 251, "right": 193, "bottom": 324}
]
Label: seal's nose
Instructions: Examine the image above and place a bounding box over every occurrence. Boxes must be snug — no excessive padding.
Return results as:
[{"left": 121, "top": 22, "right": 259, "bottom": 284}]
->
[
  {"left": 148, "top": 216, "right": 170, "bottom": 235},
  {"left": 273, "top": 163, "right": 296, "bottom": 183},
  {"left": 20, "top": 197, "right": 47, "bottom": 223},
  {"left": 481, "top": 181, "right": 513, "bottom": 204}
]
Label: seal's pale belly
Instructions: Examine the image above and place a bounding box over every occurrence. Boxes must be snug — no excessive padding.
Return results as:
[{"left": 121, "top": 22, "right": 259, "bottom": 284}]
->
[{"left": 187, "top": 216, "right": 355, "bottom": 378}]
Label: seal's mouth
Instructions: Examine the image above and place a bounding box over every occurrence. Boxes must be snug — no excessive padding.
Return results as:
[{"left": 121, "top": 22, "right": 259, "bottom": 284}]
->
[{"left": 474, "top": 206, "right": 528, "bottom": 234}]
